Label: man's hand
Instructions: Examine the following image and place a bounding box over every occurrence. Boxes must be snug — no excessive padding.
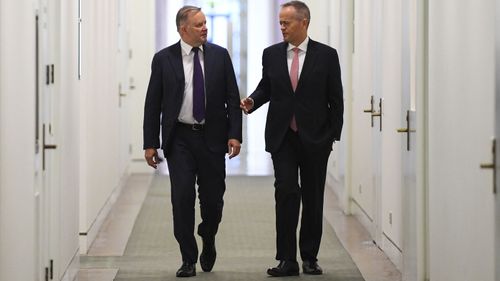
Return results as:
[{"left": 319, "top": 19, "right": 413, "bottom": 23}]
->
[
  {"left": 240, "top": 97, "right": 254, "bottom": 114},
  {"left": 144, "top": 148, "right": 161, "bottom": 169},
  {"left": 227, "top": 139, "right": 241, "bottom": 159}
]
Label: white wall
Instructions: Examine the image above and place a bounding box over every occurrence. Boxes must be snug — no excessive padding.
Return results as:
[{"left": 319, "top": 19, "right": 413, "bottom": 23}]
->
[
  {"left": 79, "top": 0, "right": 128, "bottom": 252},
  {"left": 165, "top": 0, "right": 184, "bottom": 46},
  {"left": 302, "top": 0, "right": 328, "bottom": 44},
  {"left": 496, "top": 0, "right": 500, "bottom": 275},
  {"left": 128, "top": 0, "right": 156, "bottom": 169},
  {"left": 246, "top": 0, "right": 277, "bottom": 154},
  {"left": 304, "top": 0, "right": 351, "bottom": 211},
  {"left": 336, "top": 0, "right": 354, "bottom": 212},
  {"left": 427, "top": 0, "right": 496, "bottom": 279},
  {"left": 0, "top": 1, "right": 37, "bottom": 280},
  {"left": 58, "top": 0, "right": 81, "bottom": 276}
]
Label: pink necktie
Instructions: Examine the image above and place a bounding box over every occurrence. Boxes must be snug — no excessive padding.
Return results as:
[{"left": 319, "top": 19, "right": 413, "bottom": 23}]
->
[{"left": 290, "top": 48, "right": 299, "bottom": 132}]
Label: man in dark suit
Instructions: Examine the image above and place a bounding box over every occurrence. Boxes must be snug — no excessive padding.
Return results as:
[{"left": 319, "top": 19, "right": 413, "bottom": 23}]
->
[
  {"left": 143, "top": 5, "right": 242, "bottom": 278},
  {"left": 240, "top": 1, "right": 343, "bottom": 277}
]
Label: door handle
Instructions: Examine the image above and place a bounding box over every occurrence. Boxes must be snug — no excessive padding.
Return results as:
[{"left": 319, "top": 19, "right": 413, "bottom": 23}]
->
[
  {"left": 119, "top": 83, "right": 127, "bottom": 97},
  {"left": 42, "top": 124, "right": 57, "bottom": 171},
  {"left": 363, "top": 95, "right": 374, "bottom": 113},
  {"left": 397, "top": 110, "right": 416, "bottom": 151},
  {"left": 480, "top": 163, "right": 495, "bottom": 169},
  {"left": 480, "top": 138, "right": 496, "bottom": 194},
  {"left": 371, "top": 98, "right": 383, "bottom": 131},
  {"left": 363, "top": 95, "right": 376, "bottom": 128},
  {"left": 129, "top": 77, "right": 136, "bottom": 90},
  {"left": 118, "top": 83, "right": 127, "bottom": 107}
]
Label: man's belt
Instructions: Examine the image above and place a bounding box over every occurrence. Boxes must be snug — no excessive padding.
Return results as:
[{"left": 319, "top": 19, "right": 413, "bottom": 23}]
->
[{"left": 177, "top": 122, "right": 204, "bottom": 131}]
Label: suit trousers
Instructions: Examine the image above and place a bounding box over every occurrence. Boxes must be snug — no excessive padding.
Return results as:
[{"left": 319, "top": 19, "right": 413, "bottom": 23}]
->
[
  {"left": 271, "top": 129, "right": 331, "bottom": 262},
  {"left": 166, "top": 124, "right": 226, "bottom": 264}
]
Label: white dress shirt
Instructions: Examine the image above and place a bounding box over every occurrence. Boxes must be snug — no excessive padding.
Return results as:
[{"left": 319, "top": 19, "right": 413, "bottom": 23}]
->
[
  {"left": 178, "top": 39, "right": 206, "bottom": 124},
  {"left": 287, "top": 36, "right": 309, "bottom": 79}
]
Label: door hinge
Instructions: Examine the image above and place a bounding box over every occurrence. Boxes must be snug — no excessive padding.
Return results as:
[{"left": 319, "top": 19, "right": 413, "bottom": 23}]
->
[
  {"left": 50, "top": 259, "right": 54, "bottom": 279},
  {"left": 45, "top": 267, "right": 49, "bottom": 281},
  {"left": 46, "top": 64, "right": 55, "bottom": 84},
  {"left": 51, "top": 64, "right": 54, "bottom": 84},
  {"left": 46, "top": 65, "right": 50, "bottom": 85}
]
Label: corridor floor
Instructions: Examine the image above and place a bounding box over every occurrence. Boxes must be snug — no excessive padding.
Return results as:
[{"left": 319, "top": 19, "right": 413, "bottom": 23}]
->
[{"left": 79, "top": 153, "right": 401, "bottom": 281}]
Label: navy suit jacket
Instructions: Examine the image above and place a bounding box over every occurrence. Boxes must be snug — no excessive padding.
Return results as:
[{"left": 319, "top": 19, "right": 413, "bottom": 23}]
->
[
  {"left": 143, "top": 41, "right": 242, "bottom": 155},
  {"left": 249, "top": 39, "right": 343, "bottom": 153}
]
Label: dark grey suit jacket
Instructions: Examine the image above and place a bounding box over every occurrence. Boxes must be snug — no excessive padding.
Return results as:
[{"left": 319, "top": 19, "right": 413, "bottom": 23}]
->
[
  {"left": 249, "top": 39, "right": 343, "bottom": 153},
  {"left": 143, "top": 41, "right": 242, "bottom": 155}
]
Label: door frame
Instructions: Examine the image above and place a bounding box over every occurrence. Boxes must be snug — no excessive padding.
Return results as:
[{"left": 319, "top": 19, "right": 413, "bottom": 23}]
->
[
  {"left": 495, "top": 0, "right": 500, "bottom": 278},
  {"left": 35, "top": 0, "right": 61, "bottom": 279},
  {"left": 349, "top": 0, "right": 377, "bottom": 239},
  {"left": 401, "top": 0, "right": 428, "bottom": 280}
]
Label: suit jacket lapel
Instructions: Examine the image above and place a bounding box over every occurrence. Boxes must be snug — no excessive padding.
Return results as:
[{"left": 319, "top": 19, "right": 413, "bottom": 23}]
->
[
  {"left": 202, "top": 43, "right": 213, "bottom": 97},
  {"left": 279, "top": 43, "right": 295, "bottom": 93},
  {"left": 167, "top": 42, "right": 186, "bottom": 116},
  {"left": 296, "top": 39, "right": 318, "bottom": 93},
  {"left": 169, "top": 41, "right": 185, "bottom": 83}
]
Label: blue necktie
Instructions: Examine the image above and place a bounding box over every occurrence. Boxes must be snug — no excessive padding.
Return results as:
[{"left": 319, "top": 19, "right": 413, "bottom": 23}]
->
[{"left": 192, "top": 47, "right": 205, "bottom": 123}]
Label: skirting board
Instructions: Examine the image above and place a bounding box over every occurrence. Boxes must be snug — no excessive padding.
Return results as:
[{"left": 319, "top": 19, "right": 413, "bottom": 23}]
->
[
  {"left": 382, "top": 232, "right": 403, "bottom": 271},
  {"left": 79, "top": 167, "right": 130, "bottom": 254},
  {"left": 60, "top": 249, "right": 80, "bottom": 281},
  {"left": 350, "top": 198, "right": 402, "bottom": 271},
  {"left": 350, "top": 198, "right": 375, "bottom": 238},
  {"left": 130, "top": 158, "right": 154, "bottom": 173}
]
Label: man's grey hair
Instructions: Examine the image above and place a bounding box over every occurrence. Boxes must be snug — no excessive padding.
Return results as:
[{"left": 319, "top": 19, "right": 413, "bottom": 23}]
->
[
  {"left": 176, "top": 5, "right": 201, "bottom": 32},
  {"left": 281, "top": 1, "right": 310, "bottom": 26}
]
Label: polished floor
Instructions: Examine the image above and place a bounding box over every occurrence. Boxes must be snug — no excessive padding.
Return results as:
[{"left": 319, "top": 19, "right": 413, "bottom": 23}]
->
[{"left": 78, "top": 150, "right": 401, "bottom": 281}]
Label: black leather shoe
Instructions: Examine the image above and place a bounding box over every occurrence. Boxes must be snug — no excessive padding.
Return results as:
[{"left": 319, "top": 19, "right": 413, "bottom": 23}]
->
[
  {"left": 176, "top": 262, "right": 196, "bottom": 277},
  {"left": 267, "top": 260, "right": 299, "bottom": 277},
  {"left": 200, "top": 237, "right": 216, "bottom": 272},
  {"left": 302, "top": 260, "right": 323, "bottom": 275}
]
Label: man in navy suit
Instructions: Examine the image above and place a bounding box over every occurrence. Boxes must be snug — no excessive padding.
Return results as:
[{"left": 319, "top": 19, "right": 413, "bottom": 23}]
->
[
  {"left": 143, "top": 5, "right": 242, "bottom": 278},
  {"left": 241, "top": 1, "right": 343, "bottom": 276}
]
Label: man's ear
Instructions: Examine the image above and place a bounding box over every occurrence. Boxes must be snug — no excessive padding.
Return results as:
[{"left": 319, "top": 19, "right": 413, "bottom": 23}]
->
[
  {"left": 302, "top": 19, "right": 309, "bottom": 29},
  {"left": 179, "top": 25, "right": 186, "bottom": 34}
]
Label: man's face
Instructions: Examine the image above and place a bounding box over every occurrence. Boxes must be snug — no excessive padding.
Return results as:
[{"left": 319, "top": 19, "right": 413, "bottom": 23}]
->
[
  {"left": 181, "top": 11, "right": 208, "bottom": 47},
  {"left": 279, "top": 6, "right": 307, "bottom": 45}
]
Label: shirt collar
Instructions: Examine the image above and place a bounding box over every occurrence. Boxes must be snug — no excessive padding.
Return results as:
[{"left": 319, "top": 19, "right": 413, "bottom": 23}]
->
[
  {"left": 287, "top": 36, "right": 309, "bottom": 53},
  {"left": 180, "top": 39, "right": 204, "bottom": 56}
]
